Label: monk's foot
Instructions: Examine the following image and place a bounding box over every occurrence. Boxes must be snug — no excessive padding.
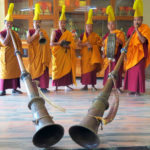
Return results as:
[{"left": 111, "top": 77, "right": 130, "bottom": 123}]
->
[
  {"left": 0, "top": 91, "right": 6, "bottom": 96},
  {"left": 127, "top": 92, "right": 135, "bottom": 96},
  {"left": 135, "top": 92, "right": 141, "bottom": 96},
  {"left": 54, "top": 86, "right": 58, "bottom": 91},
  {"left": 65, "top": 86, "right": 73, "bottom": 91},
  {"left": 81, "top": 86, "right": 88, "bottom": 91},
  {"left": 12, "top": 89, "right": 22, "bottom": 95},
  {"left": 41, "top": 88, "right": 50, "bottom": 93},
  {"left": 117, "top": 88, "right": 123, "bottom": 94},
  {"left": 91, "top": 86, "right": 97, "bottom": 91}
]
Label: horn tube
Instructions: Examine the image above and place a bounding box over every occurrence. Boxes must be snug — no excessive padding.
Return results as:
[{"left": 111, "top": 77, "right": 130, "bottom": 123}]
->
[
  {"left": 69, "top": 31, "right": 135, "bottom": 149},
  {"left": 9, "top": 29, "right": 64, "bottom": 148}
]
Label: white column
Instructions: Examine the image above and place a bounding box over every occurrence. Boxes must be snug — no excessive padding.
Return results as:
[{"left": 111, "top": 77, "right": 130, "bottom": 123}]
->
[
  {"left": 143, "top": 0, "right": 150, "bottom": 26},
  {"left": 0, "top": 1, "right": 5, "bottom": 30}
]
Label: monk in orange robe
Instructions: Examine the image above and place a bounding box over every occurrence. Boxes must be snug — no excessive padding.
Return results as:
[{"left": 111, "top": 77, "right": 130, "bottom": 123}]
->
[
  {"left": 50, "top": 6, "right": 76, "bottom": 91},
  {"left": 124, "top": 18, "right": 150, "bottom": 95},
  {"left": 124, "top": 0, "right": 150, "bottom": 96},
  {"left": 0, "top": 3, "right": 23, "bottom": 96},
  {"left": 78, "top": 25, "right": 103, "bottom": 91},
  {"left": 103, "top": 5, "right": 125, "bottom": 93},
  {"left": 103, "top": 23, "right": 125, "bottom": 92},
  {"left": 78, "top": 9, "right": 103, "bottom": 91},
  {"left": 27, "top": 4, "right": 51, "bottom": 93}
]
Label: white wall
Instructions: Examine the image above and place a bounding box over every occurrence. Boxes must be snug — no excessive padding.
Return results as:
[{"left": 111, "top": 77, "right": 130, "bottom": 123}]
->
[
  {"left": 143, "top": 0, "right": 150, "bottom": 26},
  {"left": 0, "top": 0, "right": 5, "bottom": 30}
]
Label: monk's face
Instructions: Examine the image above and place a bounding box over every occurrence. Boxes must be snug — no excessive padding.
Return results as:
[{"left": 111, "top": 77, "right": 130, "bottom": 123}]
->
[
  {"left": 33, "top": 20, "right": 41, "bottom": 30},
  {"left": 107, "top": 21, "right": 116, "bottom": 32},
  {"left": 133, "top": 17, "right": 143, "bottom": 28},
  {"left": 86, "top": 24, "right": 93, "bottom": 34},
  {"left": 5, "top": 21, "right": 13, "bottom": 29},
  {"left": 59, "top": 20, "right": 66, "bottom": 30}
]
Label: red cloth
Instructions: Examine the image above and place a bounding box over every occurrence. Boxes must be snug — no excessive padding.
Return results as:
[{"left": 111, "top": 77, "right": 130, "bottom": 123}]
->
[
  {"left": 124, "top": 26, "right": 148, "bottom": 93},
  {"left": 34, "top": 68, "right": 49, "bottom": 89},
  {"left": 124, "top": 58, "right": 146, "bottom": 93},
  {"left": 0, "top": 78, "right": 20, "bottom": 91},
  {"left": 29, "top": 29, "right": 35, "bottom": 36},
  {"left": 103, "top": 33, "right": 123, "bottom": 88},
  {"left": 0, "top": 29, "right": 7, "bottom": 38},
  {"left": 52, "top": 71, "right": 73, "bottom": 86},
  {"left": 54, "top": 29, "right": 63, "bottom": 42},
  {"left": 81, "top": 70, "right": 96, "bottom": 85}
]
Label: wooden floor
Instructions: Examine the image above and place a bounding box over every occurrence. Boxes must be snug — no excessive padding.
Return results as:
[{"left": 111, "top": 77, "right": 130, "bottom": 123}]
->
[{"left": 0, "top": 79, "right": 150, "bottom": 150}]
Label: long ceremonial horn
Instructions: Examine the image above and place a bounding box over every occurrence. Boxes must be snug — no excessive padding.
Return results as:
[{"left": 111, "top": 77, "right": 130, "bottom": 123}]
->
[
  {"left": 69, "top": 31, "right": 135, "bottom": 149},
  {"left": 9, "top": 29, "right": 64, "bottom": 148}
]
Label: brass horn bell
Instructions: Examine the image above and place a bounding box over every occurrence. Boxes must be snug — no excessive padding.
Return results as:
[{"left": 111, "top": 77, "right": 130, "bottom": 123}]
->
[
  {"left": 28, "top": 97, "right": 64, "bottom": 148},
  {"left": 39, "top": 31, "right": 46, "bottom": 44}
]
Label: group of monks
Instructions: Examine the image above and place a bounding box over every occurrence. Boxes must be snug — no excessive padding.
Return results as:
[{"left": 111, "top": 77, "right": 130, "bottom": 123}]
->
[{"left": 0, "top": 0, "right": 150, "bottom": 97}]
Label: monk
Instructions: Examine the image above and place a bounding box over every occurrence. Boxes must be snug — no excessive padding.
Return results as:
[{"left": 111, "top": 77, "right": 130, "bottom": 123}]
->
[
  {"left": 124, "top": 0, "right": 150, "bottom": 96},
  {"left": 103, "top": 5, "right": 125, "bottom": 93},
  {"left": 50, "top": 5, "right": 76, "bottom": 91},
  {"left": 78, "top": 9, "right": 103, "bottom": 91},
  {"left": 0, "top": 3, "right": 23, "bottom": 96},
  {"left": 27, "top": 3, "right": 51, "bottom": 93},
  {"left": 124, "top": 20, "right": 150, "bottom": 95}
]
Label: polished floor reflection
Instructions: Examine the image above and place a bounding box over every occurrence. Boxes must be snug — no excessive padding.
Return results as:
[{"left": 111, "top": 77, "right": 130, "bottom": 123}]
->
[{"left": 0, "top": 79, "right": 150, "bottom": 150}]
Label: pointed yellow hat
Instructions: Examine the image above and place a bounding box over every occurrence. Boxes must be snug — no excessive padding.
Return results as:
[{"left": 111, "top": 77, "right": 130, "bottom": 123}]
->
[
  {"left": 106, "top": 5, "right": 115, "bottom": 22},
  {"left": 59, "top": 5, "right": 66, "bottom": 21},
  {"left": 5, "top": 3, "right": 14, "bottom": 21},
  {"left": 33, "top": 3, "right": 41, "bottom": 21},
  {"left": 133, "top": 0, "right": 143, "bottom": 17},
  {"left": 86, "top": 9, "right": 93, "bottom": 24}
]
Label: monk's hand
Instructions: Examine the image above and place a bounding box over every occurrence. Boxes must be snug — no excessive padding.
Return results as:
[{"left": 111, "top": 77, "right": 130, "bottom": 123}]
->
[
  {"left": 60, "top": 40, "right": 70, "bottom": 48},
  {"left": 35, "top": 28, "right": 40, "bottom": 36},
  {"left": 134, "top": 23, "right": 139, "bottom": 32},
  {"left": 124, "top": 54, "right": 127, "bottom": 61},
  {"left": 87, "top": 42, "right": 92, "bottom": 49},
  {"left": 116, "top": 38, "right": 123, "bottom": 45}
]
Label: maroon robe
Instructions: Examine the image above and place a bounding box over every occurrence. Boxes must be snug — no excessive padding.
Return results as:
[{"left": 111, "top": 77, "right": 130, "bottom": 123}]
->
[
  {"left": 124, "top": 26, "right": 148, "bottom": 93},
  {"left": 103, "top": 33, "right": 123, "bottom": 88},
  {"left": 0, "top": 30, "right": 20, "bottom": 92},
  {"left": 52, "top": 29, "right": 73, "bottom": 87},
  {"left": 80, "top": 32, "right": 97, "bottom": 85},
  {"left": 34, "top": 67, "right": 49, "bottom": 89}
]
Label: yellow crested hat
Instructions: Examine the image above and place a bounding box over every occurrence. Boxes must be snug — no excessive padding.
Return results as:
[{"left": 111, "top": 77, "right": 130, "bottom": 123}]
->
[
  {"left": 33, "top": 3, "right": 41, "bottom": 21},
  {"left": 133, "top": 0, "right": 143, "bottom": 17},
  {"left": 59, "top": 5, "right": 66, "bottom": 21},
  {"left": 5, "top": 3, "right": 14, "bottom": 21},
  {"left": 106, "top": 5, "right": 115, "bottom": 22},
  {"left": 86, "top": 9, "right": 93, "bottom": 24}
]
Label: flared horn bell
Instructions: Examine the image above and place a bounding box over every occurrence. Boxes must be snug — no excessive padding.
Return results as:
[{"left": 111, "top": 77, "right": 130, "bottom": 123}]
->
[
  {"left": 28, "top": 97, "right": 64, "bottom": 148},
  {"left": 39, "top": 32, "right": 46, "bottom": 44}
]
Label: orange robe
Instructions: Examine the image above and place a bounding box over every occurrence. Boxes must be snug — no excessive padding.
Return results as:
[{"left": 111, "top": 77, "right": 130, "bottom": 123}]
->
[
  {"left": 80, "top": 32, "right": 103, "bottom": 85},
  {"left": 51, "top": 30, "right": 76, "bottom": 85},
  {"left": 124, "top": 24, "right": 150, "bottom": 93},
  {"left": 0, "top": 30, "right": 22, "bottom": 79},
  {"left": 27, "top": 29, "right": 51, "bottom": 79},
  {"left": 81, "top": 32, "right": 103, "bottom": 75},
  {"left": 125, "top": 24, "right": 150, "bottom": 71}
]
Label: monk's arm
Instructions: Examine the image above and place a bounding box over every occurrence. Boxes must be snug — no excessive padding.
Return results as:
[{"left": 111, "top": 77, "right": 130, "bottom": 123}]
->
[
  {"left": 78, "top": 39, "right": 90, "bottom": 48},
  {"left": 116, "top": 38, "right": 123, "bottom": 45},
  {"left": 0, "top": 30, "right": 11, "bottom": 46},
  {"left": 26, "top": 29, "right": 39, "bottom": 43},
  {"left": 50, "top": 31, "right": 61, "bottom": 46},
  {"left": 136, "top": 28, "right": 146, "bottom": 44}
]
